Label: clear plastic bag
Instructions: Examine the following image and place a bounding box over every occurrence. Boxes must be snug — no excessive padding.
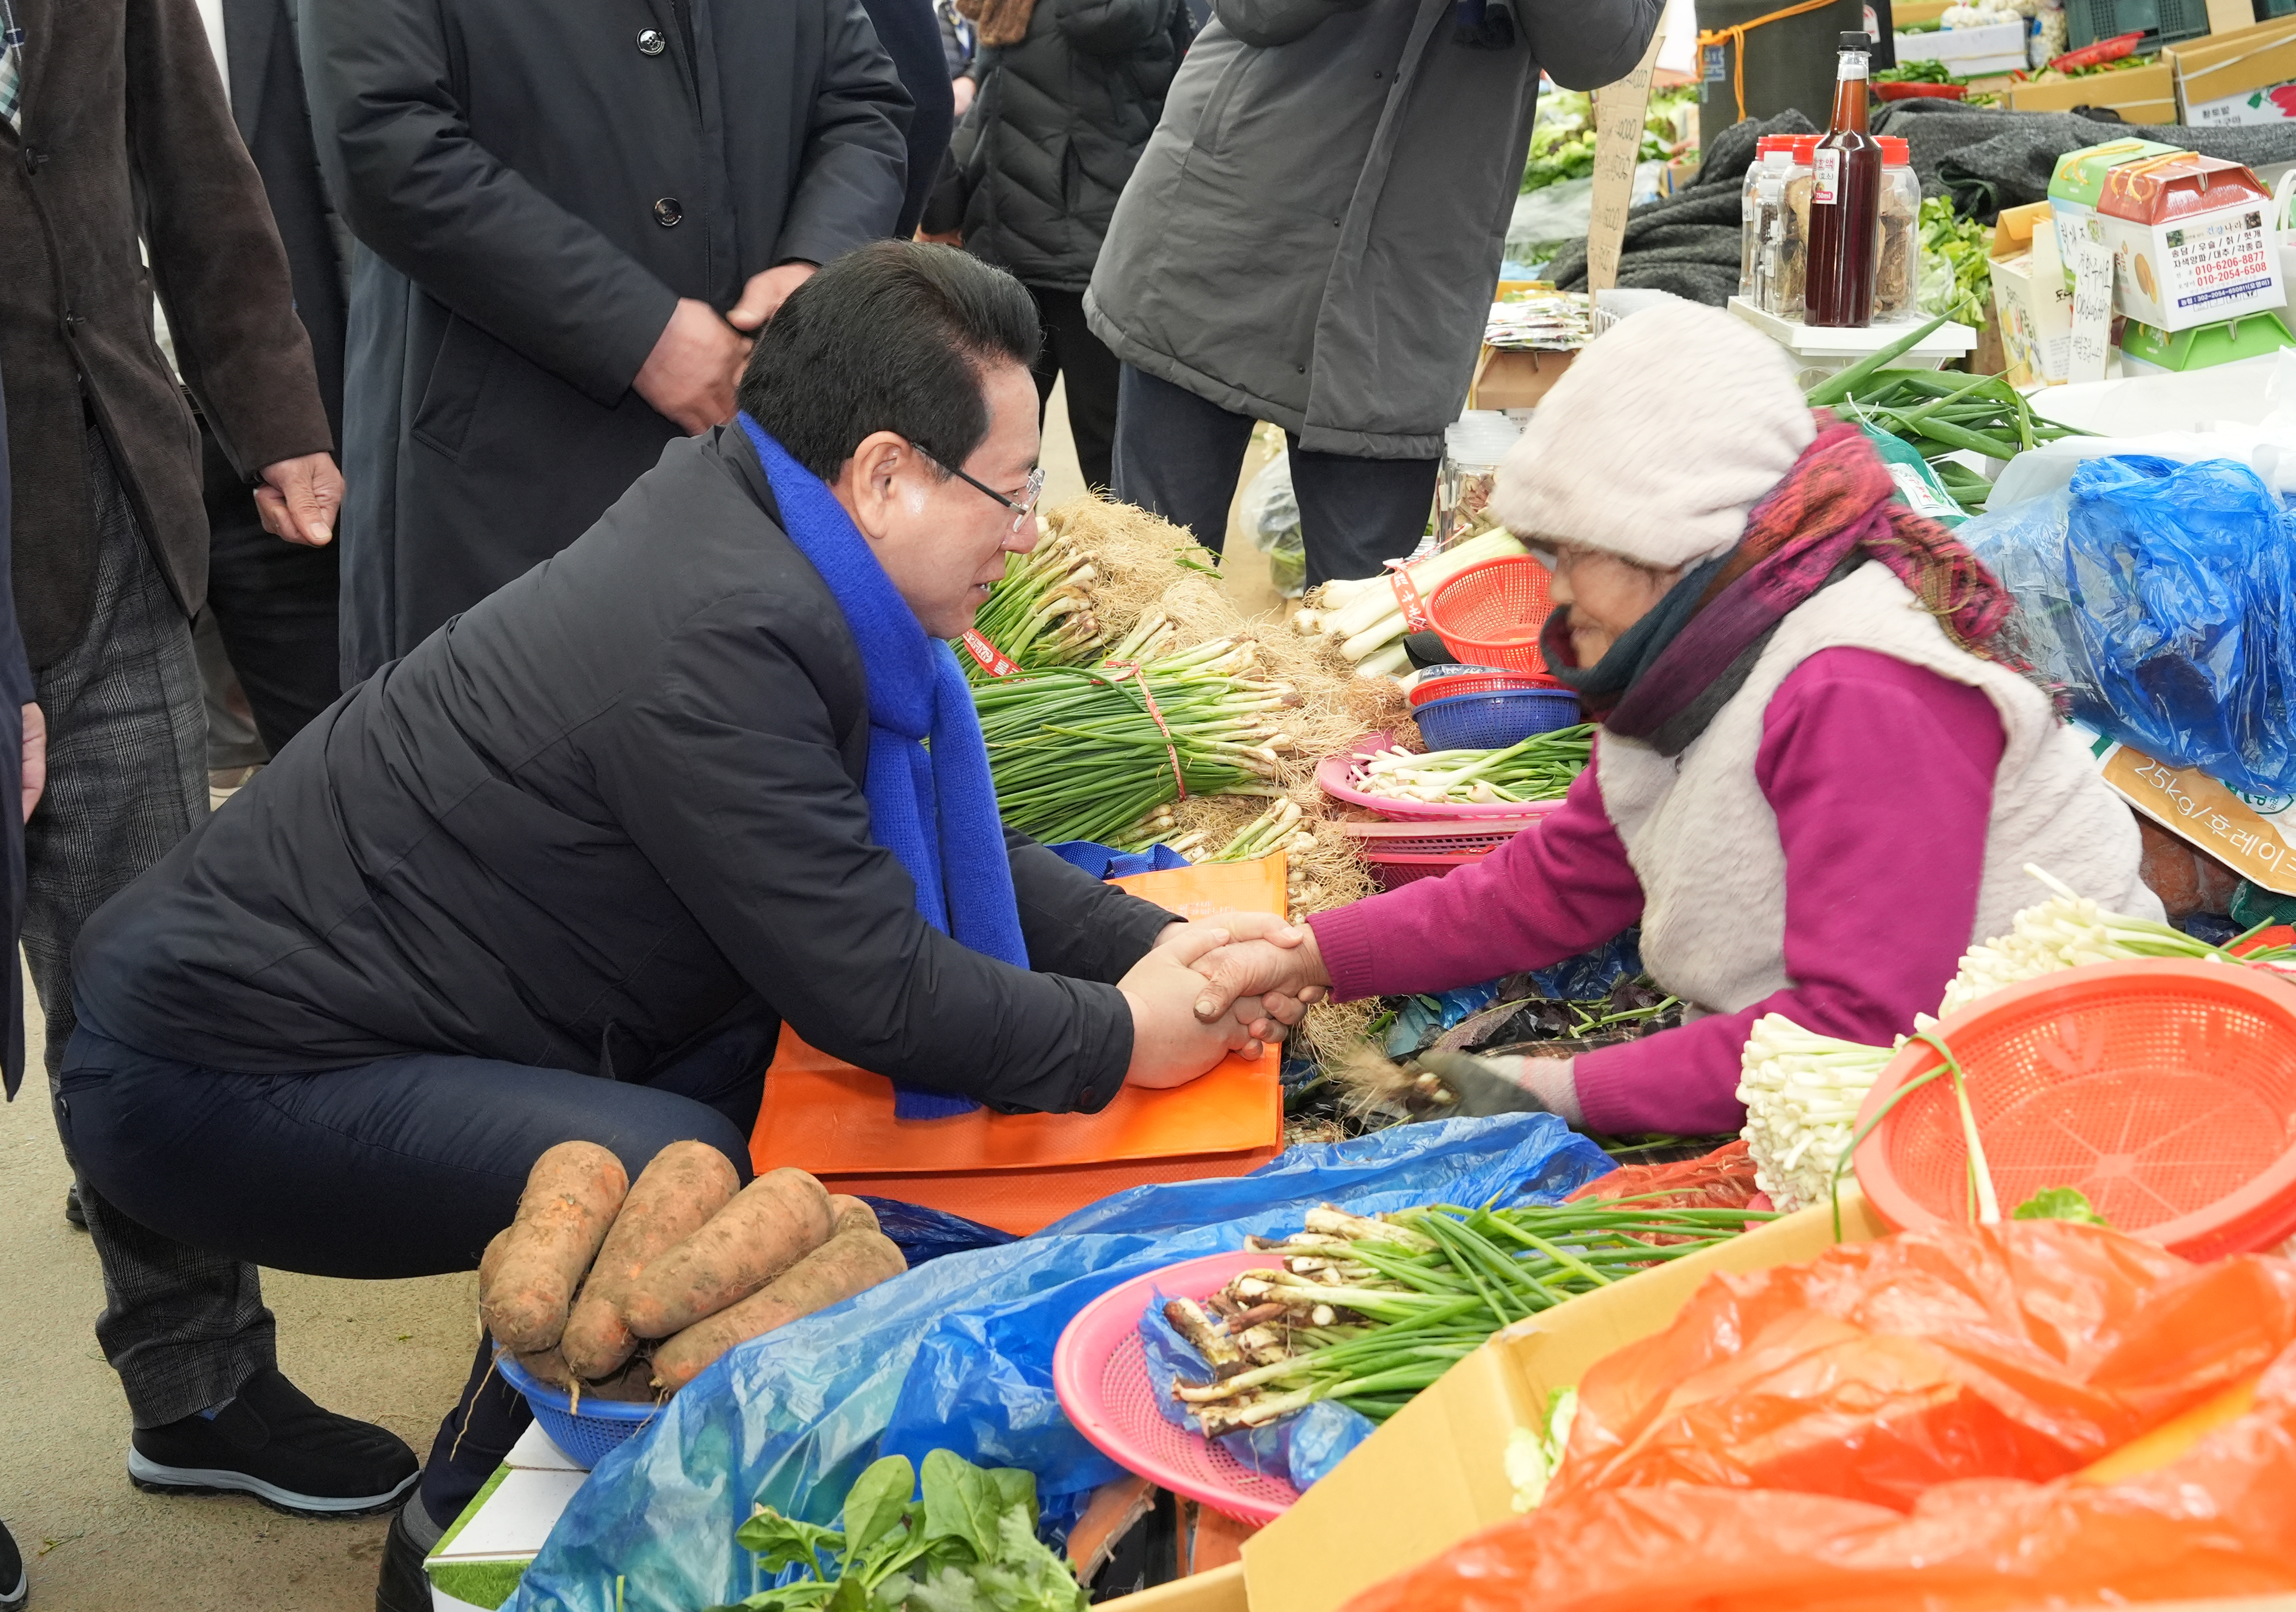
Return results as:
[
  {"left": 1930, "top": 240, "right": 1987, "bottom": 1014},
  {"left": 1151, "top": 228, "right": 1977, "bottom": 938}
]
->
[
  {"left": 1240, "top": 452, "right": 1306, "bottom": 598},
  {"left": 1964, "top": 453, "right": 2296, "bottom": 797},
  {"left": 510, "top": 1113, "right": 1611, "bottom": 1612}
]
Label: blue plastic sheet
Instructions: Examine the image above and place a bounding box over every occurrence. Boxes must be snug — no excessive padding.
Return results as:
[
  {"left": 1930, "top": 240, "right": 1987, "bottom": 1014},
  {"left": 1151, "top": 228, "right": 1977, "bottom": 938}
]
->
[
  {"left": 1964, "top": 454, "right": 2296, "bottom": 797},
  {"left": 1045, "top": 841, "right": 1192, "bottom": 879},
  {"left": 510, "top": 1113, "right": 1610, "bottom": 1612},
  {"left": 1527, "top": 928, "right": 1643, "bottom": 1003},
  {"left": 854, "top": 1197, "right": 1015, "bottom": 1266},
  {"left": 1138, "top": 1291, "right": 1375, "bottom": 1493}
]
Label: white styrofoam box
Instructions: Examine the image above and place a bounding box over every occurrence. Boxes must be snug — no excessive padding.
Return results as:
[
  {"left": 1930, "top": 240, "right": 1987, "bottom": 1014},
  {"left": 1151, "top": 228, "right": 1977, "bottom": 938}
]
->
[
  {"left": 1894, "top": 20, "right": 2024, "bottom": 66},
  {"left": 427, "top": 1425, "right": 588, "bottom": 1612}
]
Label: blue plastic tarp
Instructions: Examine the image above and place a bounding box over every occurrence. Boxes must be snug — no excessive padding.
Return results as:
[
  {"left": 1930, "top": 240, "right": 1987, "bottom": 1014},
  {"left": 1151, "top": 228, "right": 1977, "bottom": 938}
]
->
[
  {"left": 1965, "top": 454, "right": 2296, "bottom": 797},
  {"left": 509, "top": 1112, "right": 1610, "bottom": 1612}
]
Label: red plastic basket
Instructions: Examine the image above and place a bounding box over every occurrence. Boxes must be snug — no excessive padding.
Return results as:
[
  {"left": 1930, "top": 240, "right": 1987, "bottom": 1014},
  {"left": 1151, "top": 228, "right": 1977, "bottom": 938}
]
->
[
  {"left": 1423, "top": 557, "right": 1556, "bottom": 677},
  {"left": 1406, "top": 666, "right": 1557, "bottom": 705},
  {"left": 1052, "top": 1250, "right": 1303, "bottom": 1525},
  {"left": 1851, "top": 959, "right": 2296, "bottom": 1261},
  {"left": 1338, "top": 817, "right": 1540, "bottom": 887}
]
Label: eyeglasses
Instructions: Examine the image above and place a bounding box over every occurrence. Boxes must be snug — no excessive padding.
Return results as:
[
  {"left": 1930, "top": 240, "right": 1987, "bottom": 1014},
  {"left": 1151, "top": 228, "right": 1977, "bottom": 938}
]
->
[{"left": 914, "top": 445, "right": 1044, "bottom": 535}]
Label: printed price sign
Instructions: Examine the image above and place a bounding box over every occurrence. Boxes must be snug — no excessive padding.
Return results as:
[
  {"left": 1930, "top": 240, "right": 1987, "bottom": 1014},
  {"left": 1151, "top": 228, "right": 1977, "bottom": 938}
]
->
[{"left": 2067, "top": 237, "right": 2113, "bottom": 385}]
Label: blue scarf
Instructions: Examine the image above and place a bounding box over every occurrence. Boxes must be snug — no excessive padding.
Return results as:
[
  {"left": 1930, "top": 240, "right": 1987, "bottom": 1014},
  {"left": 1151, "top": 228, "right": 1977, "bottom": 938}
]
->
[{"left": 740, "top": 415, "right": 1029, "bottom": 1119}]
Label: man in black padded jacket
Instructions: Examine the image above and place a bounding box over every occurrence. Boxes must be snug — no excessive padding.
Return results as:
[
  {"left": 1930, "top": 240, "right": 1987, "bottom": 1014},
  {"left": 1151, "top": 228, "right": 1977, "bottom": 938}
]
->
[{"left": 63, "top": 244, "right": 1305, "bottom": 1609}]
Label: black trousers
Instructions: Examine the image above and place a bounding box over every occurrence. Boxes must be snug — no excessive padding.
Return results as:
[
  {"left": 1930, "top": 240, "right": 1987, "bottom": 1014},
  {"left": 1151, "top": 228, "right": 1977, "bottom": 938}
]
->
[
  {"left": 1109, "top": 364, "right": 1439, "bottom": 587},
  {"left": 1029, "top": 286, "right": 1120, "bottom": 494},
  {"left": 200, "top": 427, "right": 342, "bottom": 757},
  {"left": 58, "top": 1008, "right": 774, "bottom": 1524}
]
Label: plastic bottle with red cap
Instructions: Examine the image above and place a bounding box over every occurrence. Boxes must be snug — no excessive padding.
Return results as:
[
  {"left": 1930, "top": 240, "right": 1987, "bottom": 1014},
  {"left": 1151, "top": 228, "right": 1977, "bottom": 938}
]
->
[{"left": 1875, "top": 135, "right": 1922, "bottom": 323}]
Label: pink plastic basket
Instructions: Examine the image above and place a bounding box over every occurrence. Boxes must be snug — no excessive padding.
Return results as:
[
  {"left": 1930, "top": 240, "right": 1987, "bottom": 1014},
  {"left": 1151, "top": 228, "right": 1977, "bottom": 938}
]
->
[
  {"left": 1051, "top": 1250, "right": 1303, "bottom": 1525},
  {"left": 1315, "top": 748, "right": 1574, "bottom": 823}
]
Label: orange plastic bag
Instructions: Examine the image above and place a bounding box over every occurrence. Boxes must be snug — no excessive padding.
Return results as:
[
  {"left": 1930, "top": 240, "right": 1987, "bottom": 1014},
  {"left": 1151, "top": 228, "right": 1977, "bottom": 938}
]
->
[
  {"left": 1343, "top": 1222, "right": 2296, "bottom": 1612},
  {"left": 1554, "top": 1219, "right": 2296, "bottom": 1509},
  {"left": 1563, "top": 1139, "right": 1762, "bottom": 1223}
]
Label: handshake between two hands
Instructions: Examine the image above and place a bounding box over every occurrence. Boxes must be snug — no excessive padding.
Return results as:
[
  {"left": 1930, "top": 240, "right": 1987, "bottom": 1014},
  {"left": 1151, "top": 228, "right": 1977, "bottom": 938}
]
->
[{"left": 1118, "top": 912, "right": 1337, "bottom": 1091}]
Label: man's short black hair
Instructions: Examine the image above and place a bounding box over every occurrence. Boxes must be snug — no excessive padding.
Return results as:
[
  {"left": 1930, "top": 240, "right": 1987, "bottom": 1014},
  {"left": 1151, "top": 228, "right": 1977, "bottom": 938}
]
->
[{"left": 737, "top": 241, "right": 1042, "bottom": 483}]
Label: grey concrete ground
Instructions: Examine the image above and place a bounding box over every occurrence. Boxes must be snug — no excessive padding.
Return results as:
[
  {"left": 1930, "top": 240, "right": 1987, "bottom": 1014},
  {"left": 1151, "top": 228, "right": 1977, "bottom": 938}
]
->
[{"left": 0, "top": 389, "right": 1275, "bottom": 1611}]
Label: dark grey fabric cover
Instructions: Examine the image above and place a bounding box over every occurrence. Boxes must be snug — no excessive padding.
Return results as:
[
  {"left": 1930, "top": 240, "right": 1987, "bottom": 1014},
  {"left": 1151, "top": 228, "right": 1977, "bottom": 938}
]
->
[{"left": 1087, "top": 0, "right": 1663, "bottom": 458}]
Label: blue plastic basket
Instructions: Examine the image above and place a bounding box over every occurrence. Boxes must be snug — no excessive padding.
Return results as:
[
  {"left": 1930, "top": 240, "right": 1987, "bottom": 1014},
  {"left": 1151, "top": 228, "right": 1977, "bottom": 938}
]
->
[
  {"left": 494, "top": 1347, "right": 663, "bottom": 1470},
  {"left": 1413, "top": 688, "right": 1581, "bottom": 751}
]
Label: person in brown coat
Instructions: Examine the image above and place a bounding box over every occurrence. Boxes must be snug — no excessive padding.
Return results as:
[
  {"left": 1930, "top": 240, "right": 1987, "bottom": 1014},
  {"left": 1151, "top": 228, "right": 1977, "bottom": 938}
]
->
[{"left": 0, "top": 0, "right": 418, "bottom": 1519}]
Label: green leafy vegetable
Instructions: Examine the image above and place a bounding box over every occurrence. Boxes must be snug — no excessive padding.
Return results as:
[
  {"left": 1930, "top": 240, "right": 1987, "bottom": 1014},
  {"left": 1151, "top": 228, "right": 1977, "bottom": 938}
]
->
[
  {"left": 719, "top": 1453, "right": 1085, "bottom": 1612},
  {"left": 2013, "top": 1187, "right": 2110, "bottom": 1225},
  {"left": 1918, "top": 196, "right": 1992, "bottom": 331},
  {"left": 1875, "top": 58, "right": 1952, "bottom": 84}
]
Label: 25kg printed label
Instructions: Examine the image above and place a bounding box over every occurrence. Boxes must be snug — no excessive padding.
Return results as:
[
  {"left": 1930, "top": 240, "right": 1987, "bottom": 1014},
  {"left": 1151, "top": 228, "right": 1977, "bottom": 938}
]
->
[{"left": 1812, "top": 149, "right": 1842, "bottom": 205}]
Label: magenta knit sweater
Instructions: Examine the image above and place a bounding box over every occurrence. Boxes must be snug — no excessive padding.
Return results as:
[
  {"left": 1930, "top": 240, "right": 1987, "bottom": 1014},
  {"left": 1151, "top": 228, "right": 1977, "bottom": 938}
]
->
[{"left": 1306, "top": 649, "right": 2009, "bottom": 1136}]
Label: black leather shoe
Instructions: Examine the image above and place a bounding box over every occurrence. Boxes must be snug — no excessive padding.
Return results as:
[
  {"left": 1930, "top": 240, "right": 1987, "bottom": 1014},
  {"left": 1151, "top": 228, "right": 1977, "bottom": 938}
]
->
[
  {"left": 128, "top": 1368, "right": 419, "bottom": 1517},
  {"left": 63, "top": 1185, "right": 85, "bottom": 1230},
  {"left": 374, "top": 1503, "right": 434, "bottom": 1612},
  {"left": 0, "top": 1514, "right": 26, "bottom": 1610}
]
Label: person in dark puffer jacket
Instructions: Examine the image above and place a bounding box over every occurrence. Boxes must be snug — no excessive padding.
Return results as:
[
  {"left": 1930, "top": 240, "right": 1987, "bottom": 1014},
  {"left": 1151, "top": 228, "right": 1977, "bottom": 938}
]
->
[{"left": 955, "top": 0, "right": 1192, "bottom": 491}]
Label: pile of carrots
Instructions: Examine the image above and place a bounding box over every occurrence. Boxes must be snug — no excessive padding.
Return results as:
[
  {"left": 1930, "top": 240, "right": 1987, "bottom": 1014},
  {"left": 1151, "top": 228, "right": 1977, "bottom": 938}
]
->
[{"left": 479, "top": 1141, "right": 908, "bottom": 1402}]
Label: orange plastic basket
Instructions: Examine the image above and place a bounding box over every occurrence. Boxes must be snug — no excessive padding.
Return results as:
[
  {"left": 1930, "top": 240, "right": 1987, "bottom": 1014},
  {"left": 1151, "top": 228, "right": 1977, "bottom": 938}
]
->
[
  {"left": 1423, "top": 556, "right": 1555, "bottom": 677},
  {"left": 1851, "top": 959, "right": 2296, "bottom": 1261}
]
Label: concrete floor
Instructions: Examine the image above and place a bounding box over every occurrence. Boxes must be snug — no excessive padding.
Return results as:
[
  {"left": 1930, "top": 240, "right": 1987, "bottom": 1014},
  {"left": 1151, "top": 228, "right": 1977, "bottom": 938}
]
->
[{"left": 0, "top": 386, "right": 1279, "bottom": 1611}]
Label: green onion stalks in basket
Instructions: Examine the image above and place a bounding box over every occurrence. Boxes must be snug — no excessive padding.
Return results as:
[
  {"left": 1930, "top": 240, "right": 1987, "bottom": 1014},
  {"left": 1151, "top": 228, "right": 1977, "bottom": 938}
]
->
[
  {"left": 1351, "top": 725, "right": 1593, "bottom": 807},
  {"left": 1167, "top": 1201, "right": 1771, "bottom": 1435}
]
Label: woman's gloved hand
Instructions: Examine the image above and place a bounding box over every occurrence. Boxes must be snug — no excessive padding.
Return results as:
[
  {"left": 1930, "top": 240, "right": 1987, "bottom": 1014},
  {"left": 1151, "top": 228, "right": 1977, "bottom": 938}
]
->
[{"left": 1414, "top": 1051, "right": 1583, "bottom": 1125}]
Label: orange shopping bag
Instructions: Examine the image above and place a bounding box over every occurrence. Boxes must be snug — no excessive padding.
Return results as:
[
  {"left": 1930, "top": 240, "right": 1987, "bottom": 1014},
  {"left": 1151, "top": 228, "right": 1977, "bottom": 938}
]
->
[{"left": 751, "top": 857, "right": 1288, "bottom": 1233}]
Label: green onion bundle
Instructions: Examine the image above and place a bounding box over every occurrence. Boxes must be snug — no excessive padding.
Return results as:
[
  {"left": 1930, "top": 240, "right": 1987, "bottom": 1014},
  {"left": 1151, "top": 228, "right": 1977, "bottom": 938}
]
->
[
  {"left": 966, "top": 531, "right": 1106, "bottom": 674},
  {"left": 973, "top": 638, "right": 1299, "bottom": 846},
  {"left": 1167, "top": 1200, "right": 1770, "bottom": 1435},
  {"left": 1350, "top": 725, "right": 1593, "bottom": 806}
]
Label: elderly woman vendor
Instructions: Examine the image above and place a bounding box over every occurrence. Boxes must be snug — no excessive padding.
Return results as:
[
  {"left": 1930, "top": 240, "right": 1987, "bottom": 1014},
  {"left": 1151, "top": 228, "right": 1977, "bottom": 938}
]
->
[{"left": 1202, "top": 302, "right": 2157, "bottom": 1135}]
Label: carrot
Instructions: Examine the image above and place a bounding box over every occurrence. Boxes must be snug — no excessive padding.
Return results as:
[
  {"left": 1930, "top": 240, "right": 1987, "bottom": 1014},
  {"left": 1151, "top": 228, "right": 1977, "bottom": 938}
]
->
[
  {"left": 561, "top": 1141, "right": 740, "bottom": 1379},
  {"left": 621, "top": 1167, "right": 835, "bottom": 1339},
  {"left": 650, "top": 1198, "right": 906, "bottom": 1391},
  {"left": 480, "top": 1141, "right": 629, "bottom": 1353}
]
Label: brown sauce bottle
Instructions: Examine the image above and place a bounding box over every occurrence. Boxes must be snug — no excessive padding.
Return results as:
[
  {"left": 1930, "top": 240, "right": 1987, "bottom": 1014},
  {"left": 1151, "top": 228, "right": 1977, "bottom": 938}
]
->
[{"left": 1805, "top": 32, "right": 1883, "bottom": 329}]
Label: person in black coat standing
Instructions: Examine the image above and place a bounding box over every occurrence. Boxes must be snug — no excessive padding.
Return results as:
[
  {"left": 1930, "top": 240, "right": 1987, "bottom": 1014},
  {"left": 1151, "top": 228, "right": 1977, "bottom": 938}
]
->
[
  {"left": 304, "top": 0, "right": 915, "bottom": 680},
  {"left": 952, "top": 0, "right": 1190, "bottom": 492},
  {"left": 0, "top": 358, "right": 41, "bottom": 1612},
  {"left": 199, "top": 0, "right": 348, "bottom": 756}
]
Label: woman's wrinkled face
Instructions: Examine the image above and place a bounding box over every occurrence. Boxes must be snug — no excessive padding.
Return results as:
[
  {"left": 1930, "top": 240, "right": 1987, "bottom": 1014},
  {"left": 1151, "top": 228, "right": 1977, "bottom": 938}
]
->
[{"left": 1539, "top": 543, "right": 1684, "bottom": 666}]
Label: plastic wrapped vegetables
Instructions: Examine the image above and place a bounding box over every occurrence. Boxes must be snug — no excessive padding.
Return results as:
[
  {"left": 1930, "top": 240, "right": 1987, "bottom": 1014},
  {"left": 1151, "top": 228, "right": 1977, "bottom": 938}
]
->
[{"left": 973, "top": 638, "right": 1295, "bottom": 846}]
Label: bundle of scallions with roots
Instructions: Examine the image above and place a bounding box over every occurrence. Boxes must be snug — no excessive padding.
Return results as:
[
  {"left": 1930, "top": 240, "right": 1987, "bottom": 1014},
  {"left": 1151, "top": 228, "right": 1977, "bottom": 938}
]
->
[
  {"left": 973, "top": 635, "right": 1295, "bottom": 848},
  {"left": 1164, "top": 1200, "right": 1772, "bottom": 1436},
  {"left": 1291, "top": 529, "right": 1529, "bottom": 678},
  {"left": 1735, "top": 864, "right": 2296, "bottom": 1212},
  {"left": 962, "top": 498, "right": 1227, "bottom": 677}
]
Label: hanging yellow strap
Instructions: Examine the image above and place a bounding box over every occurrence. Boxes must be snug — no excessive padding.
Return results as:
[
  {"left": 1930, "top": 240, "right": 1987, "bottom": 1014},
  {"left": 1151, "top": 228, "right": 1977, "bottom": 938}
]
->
[{"left": 1696, "top": 0, "right": 1842, "bottom": 126}]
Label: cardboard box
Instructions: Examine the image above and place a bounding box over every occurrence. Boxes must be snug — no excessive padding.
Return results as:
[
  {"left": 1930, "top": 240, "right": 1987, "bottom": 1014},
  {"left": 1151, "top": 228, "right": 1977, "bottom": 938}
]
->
[
  {"left": 2095, "top": 152, "right": 2285, "bottom": 331},
  {"left": 2007, "top": 61, "right": 2178, "bottom": 124},
  {"left": 2169, "top": 17, "right": 2296, "bottom": 126},
  {"left": 2048, "top": 137, "right": 2187, "bottom": 285},
  {"left": 1102, "top": 1193, "right": 2296, "bottom": 1612},
  {"left": 1467, "top": 346, "right": 1576, "bottom": 409},
  {"left": 2082, "top": 725, "right": 2296, "bottom": 897},
  {"left": 1990, "top": 200, "right": 2076, "bottom": 384},
  {"left": 2120, "top": 307, "right": 2296, "bottom": 370},
  {"left": 1241, "top": 1195, "right": 1891, "bottom": 1612}
]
